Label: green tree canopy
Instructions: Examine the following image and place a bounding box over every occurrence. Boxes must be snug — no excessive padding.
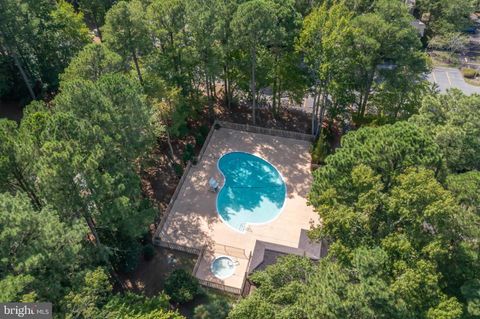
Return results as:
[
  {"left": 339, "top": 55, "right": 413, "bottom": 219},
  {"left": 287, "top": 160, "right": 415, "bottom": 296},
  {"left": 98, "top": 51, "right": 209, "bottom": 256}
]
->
[
  {"left": 231, "top": 0, "right": 277, "bottom": 124},
  {"left": 64, "top": 267, "right": 183, "bottom": 319},
  {"left": 78, "top": 0, "right": 115, "bottom": 40},
  {"left": 305, "top": 121, "right": 479, "bottom": 319},
  {"left": 0, "top": 0, "right": 90, "bottom": 98},
  {"left": 309, "top": 121, "right": 443, "bottom": 203},
  {"left": 411, "top": 90, "right": 480, "bottom": 172},
  {"left": 296, "top": 1, "right": 356, "bottom": 135},
  {"left": 230, "top": 249, "right": 464, "bottom": 319},
  {"left": 447, "top": 171, "right": 480, "bottom": 215},
  {"left": 415, "top": 0, "right": 475, "bottom": 37},
  {"left": 0, "top": 193, "right": 87, "bottom": 302},
  {"left": 103, "top": 0, "right": 149, "bottom": 84},
  {"left": 60, "top": 43, "right": 125, "bottom": 83},
  {"left": 33, "top": 75, "right": 156, "bottom": 270}
]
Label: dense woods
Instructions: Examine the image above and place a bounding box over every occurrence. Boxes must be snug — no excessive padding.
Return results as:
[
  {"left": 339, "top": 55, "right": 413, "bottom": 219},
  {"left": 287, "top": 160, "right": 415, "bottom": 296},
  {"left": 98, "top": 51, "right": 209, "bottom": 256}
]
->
[
  {"left": 1, "top": 0, "right": 479, "bottom": 318},
  {"left": 232, "top": 93, "right": 480, "bottom": 319}
]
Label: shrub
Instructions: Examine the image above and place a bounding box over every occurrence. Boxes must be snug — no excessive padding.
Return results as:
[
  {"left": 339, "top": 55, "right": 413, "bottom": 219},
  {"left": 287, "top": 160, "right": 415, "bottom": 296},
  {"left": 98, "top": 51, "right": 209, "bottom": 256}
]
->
[
  {"left": 462, "top": 68, "right": 478, "bottom": 79},
  {"left": 143, "top": 244, "right": 155, "bottom": 261},
  {"left": 173, "top": 163, "right": 183, "bottom": 177},
  {"left": 182, "top": 144, "right": 195, "bottom": 164},
  {"left": 311, "top": 135, "right": 331, "bottom": 165},
  {"left": 164, "top": 269, "right": 200, "bottom": 304},
  {"left": 175, "top": 123, "right": 189, "bottom": 138},
  {"left": 199, "top": 125, "right": 210, "bottom": 137},
  {"left": 140, "top": 232, "right": 150, "bottom": 245},
  {"left": 100, "top": 292, "right": 173, "bottom": 317},
  {"left": 118, "top": 242, "right": 142, "bottom": 273},
  {"left": 193, "top": 295, "right": 231, "bottom": 319},
  {"left": 195, "top": 133, "right": 206, "bottom": 147}
]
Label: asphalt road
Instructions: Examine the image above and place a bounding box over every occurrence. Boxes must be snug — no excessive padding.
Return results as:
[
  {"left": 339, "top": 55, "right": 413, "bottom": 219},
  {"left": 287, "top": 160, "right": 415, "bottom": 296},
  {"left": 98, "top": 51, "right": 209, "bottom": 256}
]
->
[{"left": 428, "top": 67, "right": 480, "bottom": 95}]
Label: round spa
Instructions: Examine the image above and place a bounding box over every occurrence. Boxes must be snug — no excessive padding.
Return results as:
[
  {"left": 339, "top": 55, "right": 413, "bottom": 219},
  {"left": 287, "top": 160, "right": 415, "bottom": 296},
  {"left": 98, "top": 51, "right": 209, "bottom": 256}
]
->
[{"left": 211, "top": 256, "right": 236, "bottom": 279}]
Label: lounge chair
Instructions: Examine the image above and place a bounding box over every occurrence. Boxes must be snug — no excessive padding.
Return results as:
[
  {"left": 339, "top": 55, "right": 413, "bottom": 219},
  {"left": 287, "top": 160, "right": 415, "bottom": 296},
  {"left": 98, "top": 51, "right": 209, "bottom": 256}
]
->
[{"left": 209, "top": 177, "right": 219, "bottom": 192}]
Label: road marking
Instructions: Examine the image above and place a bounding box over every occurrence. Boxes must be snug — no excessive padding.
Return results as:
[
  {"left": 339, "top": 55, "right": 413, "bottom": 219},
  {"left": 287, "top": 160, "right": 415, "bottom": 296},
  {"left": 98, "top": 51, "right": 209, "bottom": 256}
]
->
[
  {"left": 432, "top": 71, "right": 437, "bottom": 83},
  {"left": 446, "top": 71, "right": 452, "bottom": 87}
]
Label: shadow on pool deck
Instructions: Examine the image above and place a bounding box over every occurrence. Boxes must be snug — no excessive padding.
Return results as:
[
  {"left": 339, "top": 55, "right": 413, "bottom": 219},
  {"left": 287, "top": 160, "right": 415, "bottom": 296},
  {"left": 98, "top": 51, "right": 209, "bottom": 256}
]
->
[{"left": 208, "top": 131, "right": 313, "bottom": 200}]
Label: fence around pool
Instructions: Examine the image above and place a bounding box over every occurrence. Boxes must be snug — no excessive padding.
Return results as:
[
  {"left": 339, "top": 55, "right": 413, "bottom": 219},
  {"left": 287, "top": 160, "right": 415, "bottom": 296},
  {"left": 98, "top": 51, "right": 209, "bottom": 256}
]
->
[{"left": 152, "top": 120, "right": 314, "bottom": 295}]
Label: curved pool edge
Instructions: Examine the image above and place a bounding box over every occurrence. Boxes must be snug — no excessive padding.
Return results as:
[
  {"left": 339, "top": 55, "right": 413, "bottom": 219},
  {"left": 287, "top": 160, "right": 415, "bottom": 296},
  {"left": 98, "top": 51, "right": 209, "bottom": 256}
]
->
[{"left": 215, "top": 151, "right": 288, "bottom": 234}]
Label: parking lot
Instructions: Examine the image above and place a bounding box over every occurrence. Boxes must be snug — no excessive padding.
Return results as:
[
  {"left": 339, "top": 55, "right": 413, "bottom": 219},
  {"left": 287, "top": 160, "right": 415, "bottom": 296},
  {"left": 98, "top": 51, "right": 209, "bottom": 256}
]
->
[{"left": 428, "top": 67, "right": 480, "bottom": 95}]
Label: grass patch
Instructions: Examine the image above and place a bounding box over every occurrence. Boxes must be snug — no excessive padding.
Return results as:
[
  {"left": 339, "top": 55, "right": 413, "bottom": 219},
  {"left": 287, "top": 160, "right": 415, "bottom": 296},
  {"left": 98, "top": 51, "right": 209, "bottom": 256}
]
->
[
  {"left": 465, "top": 77, "right": 480, "bottom": 87},
  {"left": 429, "top": 51, "right": 461, "bottom": 67}
]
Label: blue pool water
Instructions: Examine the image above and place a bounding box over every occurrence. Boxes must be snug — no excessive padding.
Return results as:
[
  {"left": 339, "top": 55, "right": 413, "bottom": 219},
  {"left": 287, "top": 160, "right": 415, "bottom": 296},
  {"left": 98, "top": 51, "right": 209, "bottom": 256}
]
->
[
  {"left": 217, "top": 152, "right": 286, "bottom": 232},
  {"left": 211, "top": 256, "right": 236, "bottom": 279}
]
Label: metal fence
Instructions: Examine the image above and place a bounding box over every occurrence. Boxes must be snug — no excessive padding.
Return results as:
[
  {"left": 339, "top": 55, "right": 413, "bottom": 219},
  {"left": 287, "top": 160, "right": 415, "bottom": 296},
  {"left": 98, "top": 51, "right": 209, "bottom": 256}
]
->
[
  {"left": 240, "top": 251, "right": 253, "bottom": 297},
  {"left": 151, "top": 120, "right": 314, "bottom": 295},
  {"left": 152, "top": 160, "right": 193, "bottom": 242},
  {"left": 198, "top": 278, "right": 243, "bottom": 295},
  {"left": 217, "top": 120, "right": 314, "bottom": 142},
  {"left": 156, "top": 240, "right": 202, "bottom": 255},
  {"left": 197, "top": 121, "right": 217, "bottom": 161},
  {"left": 153, "top": 122, "right": 217, "bottom": 243},
  {"left": 192, "top": 246, "right": 207, "bottom": 276},
  {"left": 213, "top": 243, "right": 248, "bottom": 259},
  {"left": 154, "top": 120, "right": 312, "bottom": 243}
]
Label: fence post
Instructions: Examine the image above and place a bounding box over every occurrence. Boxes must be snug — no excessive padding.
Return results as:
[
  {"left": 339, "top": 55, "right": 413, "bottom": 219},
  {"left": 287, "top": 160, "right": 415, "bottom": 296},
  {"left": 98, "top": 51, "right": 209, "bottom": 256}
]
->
[{"left": 216, "top": 120, "right": 313, "bottom": 142}]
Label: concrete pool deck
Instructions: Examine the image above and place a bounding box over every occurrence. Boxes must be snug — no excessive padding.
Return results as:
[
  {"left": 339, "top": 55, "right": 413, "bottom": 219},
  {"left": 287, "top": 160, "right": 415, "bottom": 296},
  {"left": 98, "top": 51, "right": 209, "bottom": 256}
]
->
[{"left": 155, "top": 124, "right": 321, "bottom": 292}]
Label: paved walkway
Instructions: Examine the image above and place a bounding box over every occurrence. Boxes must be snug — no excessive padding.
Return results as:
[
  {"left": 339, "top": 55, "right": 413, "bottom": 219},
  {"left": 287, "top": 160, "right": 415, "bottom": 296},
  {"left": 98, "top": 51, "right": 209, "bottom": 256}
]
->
[{"left": 428, "top": 67, "right": 480, "bottom": 95}]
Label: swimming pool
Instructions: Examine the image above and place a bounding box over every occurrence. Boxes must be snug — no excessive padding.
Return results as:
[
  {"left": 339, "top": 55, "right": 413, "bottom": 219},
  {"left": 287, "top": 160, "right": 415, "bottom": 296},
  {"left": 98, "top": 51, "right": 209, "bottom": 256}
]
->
[
  {"left": 211, "top": 256, "right": 236, "bottom": 279},
  {"left": 216, "top": 152, "right": 286, "bottom": 232}
]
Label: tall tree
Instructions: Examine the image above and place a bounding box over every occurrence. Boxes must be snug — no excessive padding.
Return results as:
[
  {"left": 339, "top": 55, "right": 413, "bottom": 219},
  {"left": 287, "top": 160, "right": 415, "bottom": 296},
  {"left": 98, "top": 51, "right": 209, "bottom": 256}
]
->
[
  {"left": 0, "top": 116, "right": 44, "bottom": 209},
  {"left": 214, "top": 0, "right": 241, "bottom": 108},
  {"left": 19, "top": 75, "right": 156, "bottom": 273},
  {"left": 103, "top": 0, "right": 148, "bottom": 84},
  {"left": 0, "top": 0, "right": 90, "bottom": 98},
  {"left": 43, "top": 0, "right": 91, "bottom": 87},
  {"left": 60, "top": 43, "right": 125, "bottom": 83},
  {"left": 411, "top": 90, "right": 480, "bottom": 172},
  {"left": 145, "top": 0, "right": 192, "bottom": 93},
  {"left": 267, "top": 0, "right": 305, "bottom": 114},
  {"left": 232, "top": 0, "right": 277, "bottom": 125},
  {"left": 230, "top": 248, "right": 464, "bottom": 319},
  {"left": 0, "top": 0, "right": 52, "bottom": 99},
  {"left": 415, "top": 0, "right": 475, "bottom": 38},
  {"left": 187, "top": 0, "right": 222, "bottom": 118},
  {"left": 307, "top": 121, "right": 479, "bottom": 317},
  {"left": 297, "top": 2, "right": 355, "bottom": 136},
  {"left": 447, "top": 171, "right": 480, "bottom": 216},
  {"left": 78, "top": 0, "right": 115, "bottom": 40},
  {"left": 63, "top": 267, "right": 184, "bottom": 318},
  {"left": 351, "top": 0, "right": 428, "bottom": 122},
  {"left": 0, "top": 193, "right": 87, "bottom": 302}
]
